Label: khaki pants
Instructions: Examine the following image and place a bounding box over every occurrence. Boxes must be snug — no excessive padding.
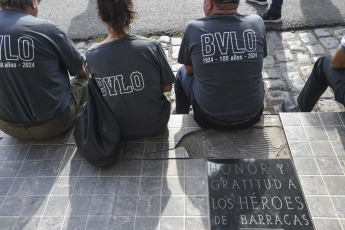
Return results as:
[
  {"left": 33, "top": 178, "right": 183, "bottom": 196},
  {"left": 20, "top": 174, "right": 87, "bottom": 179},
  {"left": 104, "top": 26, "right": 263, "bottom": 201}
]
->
[{"left": 0, "top": 76, "right": 87, "bottom": 140}]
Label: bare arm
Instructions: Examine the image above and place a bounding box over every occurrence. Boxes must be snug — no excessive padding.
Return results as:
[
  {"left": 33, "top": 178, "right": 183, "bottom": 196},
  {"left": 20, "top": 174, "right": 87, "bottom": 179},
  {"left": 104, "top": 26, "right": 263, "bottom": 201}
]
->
[
  {"left": 332, "top": 45, "right": 345, "bottom": 69},
  {"left": 161, "top": 84, "right": 172, "bottom": 92},
  {"left": 185, "top": 65, "right": 194, "bottom": 75}
]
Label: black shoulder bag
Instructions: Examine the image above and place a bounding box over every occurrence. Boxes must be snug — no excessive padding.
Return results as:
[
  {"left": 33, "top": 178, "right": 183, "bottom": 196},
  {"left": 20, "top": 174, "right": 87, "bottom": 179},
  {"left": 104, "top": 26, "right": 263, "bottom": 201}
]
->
[{"left": 74, "top": 61, "right": 121, "bottom": 167}]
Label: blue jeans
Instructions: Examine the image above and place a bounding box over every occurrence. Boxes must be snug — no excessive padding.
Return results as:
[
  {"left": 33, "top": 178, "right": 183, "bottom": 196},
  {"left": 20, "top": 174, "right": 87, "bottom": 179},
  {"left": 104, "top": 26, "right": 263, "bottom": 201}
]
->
[
  {"left": 174, "top": 67, "right": 263, "bottom": 131},
  {"left": 270, "top": 0, "right": 283, "bottom": 14}
]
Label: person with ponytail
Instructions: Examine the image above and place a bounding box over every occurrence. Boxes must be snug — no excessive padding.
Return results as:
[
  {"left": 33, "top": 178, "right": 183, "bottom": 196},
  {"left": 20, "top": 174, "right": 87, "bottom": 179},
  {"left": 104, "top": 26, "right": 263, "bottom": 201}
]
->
[{"left": 85, "top": 0, "right": 175, "bottom": 138}]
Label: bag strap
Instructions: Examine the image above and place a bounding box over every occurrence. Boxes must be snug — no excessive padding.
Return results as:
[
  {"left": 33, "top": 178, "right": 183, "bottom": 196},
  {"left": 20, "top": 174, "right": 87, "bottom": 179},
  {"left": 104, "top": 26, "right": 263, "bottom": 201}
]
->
[{"left": 83, "top": 60, "right": 92, "bottom": 79}]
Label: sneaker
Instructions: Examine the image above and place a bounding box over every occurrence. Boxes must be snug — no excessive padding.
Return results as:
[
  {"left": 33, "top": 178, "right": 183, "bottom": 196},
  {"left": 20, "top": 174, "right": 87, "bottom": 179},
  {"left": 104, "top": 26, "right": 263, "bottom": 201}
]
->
[
  {"left": 260, "top": 10, "right": 282, "bottom": 23},
  {"left": 247, "top": 0, "right": 268, "bottom": 5},
  {"left": 282, "top": 99, "right": 300, "bottom": 112}
]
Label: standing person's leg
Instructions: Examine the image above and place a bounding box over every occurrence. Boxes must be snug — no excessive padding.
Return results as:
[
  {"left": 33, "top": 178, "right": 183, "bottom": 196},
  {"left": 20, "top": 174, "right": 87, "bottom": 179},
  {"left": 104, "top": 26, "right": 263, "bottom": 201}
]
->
[
  {"left": 297, "top": 55, "right": 345, "bottom": 112},
  {"left": 269, "top": 0, "right": 283, "bottom": 14},
  {"left": 260, "top": 0, "right": 283, "bottom": 23},
  {"left": 174, "top": 67, "right": 195, "bottom": 114}
]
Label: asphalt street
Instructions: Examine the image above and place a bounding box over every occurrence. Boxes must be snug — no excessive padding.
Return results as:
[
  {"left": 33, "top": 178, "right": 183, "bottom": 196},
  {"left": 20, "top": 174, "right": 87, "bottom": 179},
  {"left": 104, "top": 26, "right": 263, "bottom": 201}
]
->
[{"left": 38, "top": 0, "right": 345, "bottom": 40}]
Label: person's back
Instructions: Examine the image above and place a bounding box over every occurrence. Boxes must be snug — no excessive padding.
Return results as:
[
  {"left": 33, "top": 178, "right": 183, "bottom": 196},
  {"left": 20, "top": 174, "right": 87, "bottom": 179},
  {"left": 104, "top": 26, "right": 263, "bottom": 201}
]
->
[
  {"left": 86, "top": 35, "right": 174, "bottom": 137},
  {"left": 175, "top": 0, "right": 266, "bottom": 130},
  {"left": 0, "top": 0, "right": 87, "bottom": 139},
  {"left": 86, "top": 0, "right": 175, "bottom": 138},
  {"left": 179, "top": 13, "right": 266, "bottom": 121}
]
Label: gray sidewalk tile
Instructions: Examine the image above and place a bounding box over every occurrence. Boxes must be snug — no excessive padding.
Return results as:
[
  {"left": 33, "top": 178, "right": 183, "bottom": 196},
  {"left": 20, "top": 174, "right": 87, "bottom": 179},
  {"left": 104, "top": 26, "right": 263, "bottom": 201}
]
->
[
  {"left": 284, "top": 126, "right": 308, "bottom": 142},
  {"left": 118, "top": 177, "right": 140, "bottom": 195},
  {"left": 85, "top": 216, "right": 111, "bottom": 230},
  {"left": 51, "top": 177, "right": 77, "bottom": 196},
  {"left": 331, "top": 141, "right": 345, "bottom": 158},
  {"left": 120, "top": 160, "right": 143, "bottom": 176},
  {"left": 58, "top": 160, "right": 82, "bottom": 176},
  {"left": 167, "top": 128, "right": 186, "bottom": 143},
  {"left": 323, "top": 176, "right": 345, "bottom": 195},
  {"left": 73, "top": 177, "right": 98, "bottom": 195},
  {"left": 313, "top": 218, "right": 342, "bottom": 230},
  {"left": 142, "top": 160, "right": 164, "bottom": 176},
  {"left": 99, "top": 160, "right": 122, "bottom": 176},
  {"left": 15, "top": 217, "right": 40, "bottom": 230},
  {"left": 20, "top": 196, "right": 48, "bottom": 216},
  {"left": 136, "top": 196, "right": 161, "bottom": 216},
  {"left": 160, "top": 217, "right": 185, "bottom": 230},
  {"left": 89, "top": 196, "right": 115, "bottom": 216},
  {"left": 299, "top": 176, "right": 328, "bottom": 195},
  {"left": 0, "top": 217, "right": 18, "bottom": 230},
  {"left": 0, "top": 161, "right": 23, "bottom": 177},
  {"left": 139, "top": 177, "right": 162, "bottom": 195},
  {"left": 185, "top": 177, "right": 207, "bottom": 195},
  {"left": 0, "top": 196, "right": 27, "bottom": 216},
  {"left": 26, "top": 146, "right": 49, "bottom": 160},
  {"left": 324, "top": 126, "right": 345, "bottom": 141},
  {"left": 0, "top": 178, "right": 14, "bottom": 196},
  {"left": 310, "top": 141, "right": 336, "bottom": 157},
  {"left": 43, "top": 196, "right": 70, "bottom": 216},
  {"left": 331, "top": 197, "right": 345, "bottom": 218},
  {"left": 67, "top": 195, "right": 93, "bottom": 216},
  {"left": 288, "top": 141, "right": 313, "bottom": 157},
  {"left": 38, "top": 160, "right": 62, "bottom": 177},
  {"left": 0, "top": 146, "right": 11, "bottom": 160},
  {"left": 185, "top": 217, "right": 209, "bottom": 230},
  {"left": 299, "top": 113, "right": 323, "bottom": 126},
  {"left": 17, "top": 160, "right": 42, "bottom": 177},
  {"left": 110, "top": 216, "right": 135, "bottom": 230},
  {"left": 113, "top": 196, "right": 138, "bottom": 216},
  {"left": 316, "top": 158, "right": 343, "bottom": 175},
  {"left": 293, "top": 158, "right": 320, "bottom": 175},
  {"left": 319, "top": 113, "right": 344, "bottom": 126},
  {"left": 94, "top": 177, "right": 119, "bottom": 195},
  {"left": 5, "top": 145, "right": 30, "bottom": 161},
  {"left": 8, "top": 177, "right": 35, "bottom": 196},
  {"left": 78, "top": 161, "right": 100, "bottom": 176},
  {"left": 185, "top": 159, "right": 206, "bottom": 176},
  {"left": 280, "top": 113, "right": 302, "bottom": 126},
  {"left": 162, "top": 177, "right": 185, "bottom": 195},
  {"left": 144, "top": 142, "right": 166, "bottom": 154},
  {"left": 161, "top": 196, "right": 184, "bottom": 216},
  {"left": 304, "top": 126, "right": 328, "bottom": 141},
  {"left": 305, "top": 196, "right": 337, "bottom": 217},
  {"left": 45, "top": 145, "right": 67, "bottom": 160},
  {"left": 31, "top": 177, "right": 56, "bottom": 196},
  {"left": 135, "top": 217, "right": 160, "bottom": 230},
  {"left": 185, "top": 196, "right": 208, "bottom": 216},
  {"left": 37, "top": 217, "right": 64, "bottom": 230},
  {"left": 61, "top": 216, "right": 88, "bottom": 230},
  {"left": 163, "top": 160, "right": 185, "bottom": 176}
]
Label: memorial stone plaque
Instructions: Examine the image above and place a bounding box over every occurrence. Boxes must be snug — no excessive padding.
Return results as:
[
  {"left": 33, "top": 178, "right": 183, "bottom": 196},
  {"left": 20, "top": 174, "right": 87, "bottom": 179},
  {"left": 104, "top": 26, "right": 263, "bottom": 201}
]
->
[{"left": 208, "top": 159, "right": 314, "bottom": 230}]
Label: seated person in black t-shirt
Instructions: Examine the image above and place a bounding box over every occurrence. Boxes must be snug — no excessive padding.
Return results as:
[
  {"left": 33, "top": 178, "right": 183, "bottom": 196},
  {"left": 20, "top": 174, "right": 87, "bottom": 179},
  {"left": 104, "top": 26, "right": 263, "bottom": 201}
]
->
[
  {"left": 0, "top": 0, "right": 87, "bottom": 139},
  {"left": 85, "top": 0, "right": 175, "bottom": 138},
  {"left": 175, "top": 0, "right": 266, "bottom": 131}
]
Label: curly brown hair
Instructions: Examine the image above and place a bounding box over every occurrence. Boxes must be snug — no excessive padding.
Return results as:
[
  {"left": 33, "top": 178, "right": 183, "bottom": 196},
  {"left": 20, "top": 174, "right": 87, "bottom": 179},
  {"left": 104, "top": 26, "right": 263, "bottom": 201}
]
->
[{"left": 97, "top": 0, "right": 137, "bottom": 36}]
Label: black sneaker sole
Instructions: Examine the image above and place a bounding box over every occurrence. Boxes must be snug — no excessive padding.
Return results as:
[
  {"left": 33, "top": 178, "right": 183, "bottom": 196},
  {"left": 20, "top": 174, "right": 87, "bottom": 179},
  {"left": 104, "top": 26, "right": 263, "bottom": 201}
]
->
[
  {"left": 247, "top": 0, "right": 268, "bottom": 5},
  {"left": 263, "top": 17, "right": 283, "bottom": 23}
]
